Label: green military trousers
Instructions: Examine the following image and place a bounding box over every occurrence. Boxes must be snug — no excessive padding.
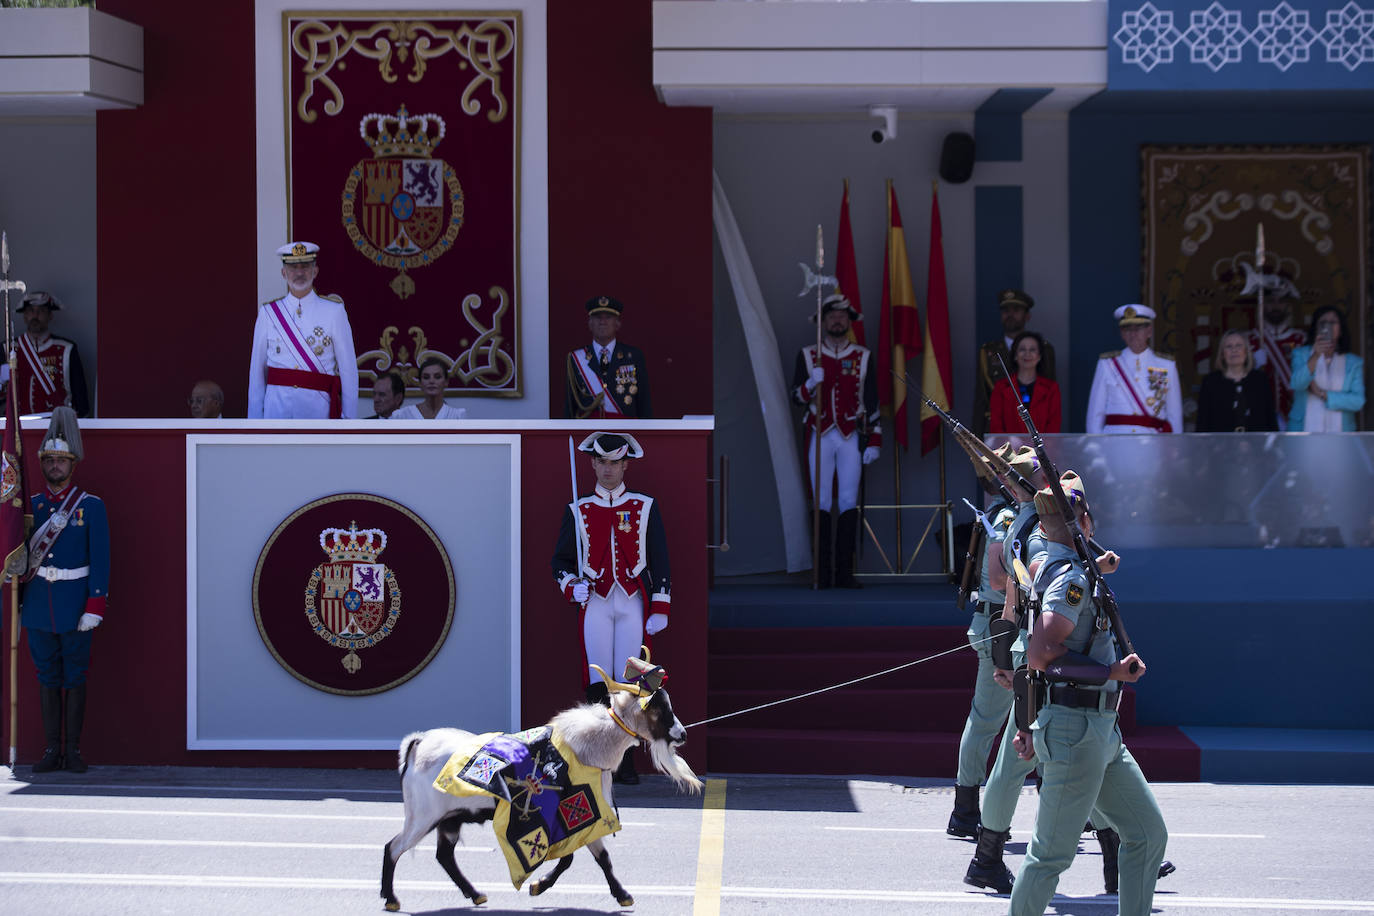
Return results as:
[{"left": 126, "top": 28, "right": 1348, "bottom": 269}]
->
[
  {"left": 956, "top": 610, "right": 1015, "bottom": 787},
  {"left": 1009, "top": 704, "right": 1168, "bottom": 916}
]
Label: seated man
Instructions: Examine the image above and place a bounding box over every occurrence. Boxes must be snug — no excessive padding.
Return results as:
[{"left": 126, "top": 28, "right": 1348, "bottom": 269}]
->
[{"left": 188, "top": 380, "right": 224, "bottom": 419}]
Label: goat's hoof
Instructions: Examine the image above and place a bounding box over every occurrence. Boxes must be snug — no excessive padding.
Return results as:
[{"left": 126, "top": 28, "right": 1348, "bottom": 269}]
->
[
  {"left": 617, "top": 895, "right": 634, "bottom": 907},
  {"left": 528, "top": 881, "right": 544, "bottom": 896},
  {"left": 471, "top": 893, "right": 487, "bottom": 906},
  {"left": 384, "top": 902, "right": 400, "bottom": 912}
]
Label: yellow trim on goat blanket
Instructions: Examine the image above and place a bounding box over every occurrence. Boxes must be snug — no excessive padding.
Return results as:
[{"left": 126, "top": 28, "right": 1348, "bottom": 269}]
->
[{"left": 433, "top": 725, "right": 621, "bottom": 888}]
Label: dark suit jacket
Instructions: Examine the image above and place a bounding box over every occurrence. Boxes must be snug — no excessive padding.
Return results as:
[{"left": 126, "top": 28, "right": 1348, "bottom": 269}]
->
[
  {"left": 564, "top": 342, "right": 652, "bottom": 419},
  {"left": 972, "top": 337, "right": 1056, "bottom": 439},
  {"left": 989, "top": 375, "right": 1062, "bottom": 434}
]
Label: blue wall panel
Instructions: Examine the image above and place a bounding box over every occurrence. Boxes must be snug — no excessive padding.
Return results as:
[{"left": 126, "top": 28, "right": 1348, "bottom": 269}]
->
[{"left": 975, "top": 186, "right": 1024, "bottom": 350}]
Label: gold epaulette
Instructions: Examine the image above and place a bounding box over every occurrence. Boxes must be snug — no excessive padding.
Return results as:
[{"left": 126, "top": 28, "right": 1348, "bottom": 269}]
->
[
  {"left": 1099, "top": 350, "right": 1121, "bottom": 359},
  {"left": 321, "top": 293, "right": 344, "bottom": 303}
]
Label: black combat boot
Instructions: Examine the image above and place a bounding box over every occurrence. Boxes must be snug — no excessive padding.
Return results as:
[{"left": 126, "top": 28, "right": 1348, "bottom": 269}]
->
[
  {"left": 1096, "top": 826, "right": 1121, "bottom": 894},
  {"left": 964, "top": 826, "right": 1014, "bottom": 894},
  {"left": 63, "top": 685, "right": 88, "bottom": 773},
  {"left": 612, "top": 748, "right": 639, "bottom": 785},
  {"left": 32, "top": 687, "right": 64, "bottom": 773},
  {"left": 834, "top": 509, "right": 863, "bottom": 589},
  {"left": 814, "top": 511, "right": 833, "bottom": 589},
  {"left": 946, "top": 784, "right": 981, "bottom": 838}
]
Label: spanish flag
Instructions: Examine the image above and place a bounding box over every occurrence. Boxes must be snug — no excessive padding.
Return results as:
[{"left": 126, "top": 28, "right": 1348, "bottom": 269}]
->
[
  {"left": 878, "top": 180, "right": 922, "bottom": 449},
  {"left": 835, "top": 179, "right": 864, "bottom": 345},
  {"left": 920, "top": 184, "right": 953, "bottom": 455}
]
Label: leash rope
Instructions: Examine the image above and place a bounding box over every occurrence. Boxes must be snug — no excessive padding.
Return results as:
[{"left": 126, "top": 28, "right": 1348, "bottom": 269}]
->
[{"left": 684, "top": 633, "right": 996, "bottom": 729}]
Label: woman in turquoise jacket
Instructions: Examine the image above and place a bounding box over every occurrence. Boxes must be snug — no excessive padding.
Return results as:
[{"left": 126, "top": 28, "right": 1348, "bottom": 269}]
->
[{"left": 1289, "top": 306, "right": 1364, "bottom": 431}]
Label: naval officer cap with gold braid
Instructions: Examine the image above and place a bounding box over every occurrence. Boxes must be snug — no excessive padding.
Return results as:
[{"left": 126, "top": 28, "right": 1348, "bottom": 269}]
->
[
  {"left": 1114, "top": 304, "right": 1155, "bottom": 327},
  {"left": 276, "top": 241, "right": 320, "bottom": 264},
  {"left": 578, "top": 431, "right": 644, "bottom": 461}
]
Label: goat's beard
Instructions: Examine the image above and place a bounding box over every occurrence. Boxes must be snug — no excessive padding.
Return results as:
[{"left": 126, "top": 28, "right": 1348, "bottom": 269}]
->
[{"left": 648, "top": 738, "right": 703, "bottom": 793}]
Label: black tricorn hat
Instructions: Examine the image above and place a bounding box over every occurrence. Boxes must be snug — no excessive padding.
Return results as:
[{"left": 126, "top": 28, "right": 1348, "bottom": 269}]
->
[
  {"left": 577, "top": 431, "right": 644, "bottom": 460},
  {"left": 585, "top": 295, "right": 624, "bottom": 317},
  {"left": 808, "top": 292, "right": 861, "bottom": 322},
  {"left": 19, "top": 290, "right": 60, "bottom": 313}
]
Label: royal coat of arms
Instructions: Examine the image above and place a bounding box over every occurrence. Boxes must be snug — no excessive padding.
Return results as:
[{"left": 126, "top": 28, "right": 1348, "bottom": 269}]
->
[
  {"left": 305, "top": 521, "right": 401, "bottom": 673},
  {"left": 341, "top": 105, "right": 464, "bottom": 300}
]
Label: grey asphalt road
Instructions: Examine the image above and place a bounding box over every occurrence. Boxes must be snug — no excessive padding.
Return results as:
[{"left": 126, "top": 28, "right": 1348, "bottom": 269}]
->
[{"left": 1, "top": 765, "right": 1370, "bottom": 915}]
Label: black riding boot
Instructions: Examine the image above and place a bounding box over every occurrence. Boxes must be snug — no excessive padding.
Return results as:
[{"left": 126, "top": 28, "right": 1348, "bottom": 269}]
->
[
  {"left": 964, "top": 826, "right": 1014, "bottom": 894},
  {"left": 946, "top": 783, "right": 980, "bottom": 838},
  {"left": 33, "top": 687, "right": 64, "bottom": 773},
  {"left": 814, "top": 511, "right": 833, "bottom": 589},
  {"left": 834, "top": 509, "right": 863, "bottom": 589},
  {"left": 64, "top": 685, "right": 88, "bottom": 773}
]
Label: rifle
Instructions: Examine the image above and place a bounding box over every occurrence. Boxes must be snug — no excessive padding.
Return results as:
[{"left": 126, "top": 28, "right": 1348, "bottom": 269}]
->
[
  {"left": 955, "top": 497, "right": 997, "bottom": 610},
  {"left": 994, "top": 354, "right": 1138, "bottom": 673}
]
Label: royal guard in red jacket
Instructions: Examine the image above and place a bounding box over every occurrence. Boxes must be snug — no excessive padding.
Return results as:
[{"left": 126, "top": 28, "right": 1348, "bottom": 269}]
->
[
  {"left": 551, "top": 432, "right": 670, "bottom": 782},
  {"left": 791, "top": 294, "right": 881, "bottom": 588}
]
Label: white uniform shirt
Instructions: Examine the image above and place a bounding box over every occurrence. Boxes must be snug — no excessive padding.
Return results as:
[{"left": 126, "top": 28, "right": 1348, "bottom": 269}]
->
[
  {"left": 247, "top": 289, "right": 358, "bottom": 419},
  {"left": 1085, "top": 346, "right": 1182, "bottom": 434},
  {"left": 390, "top": 402, "right": 467, "bottom": 420}
]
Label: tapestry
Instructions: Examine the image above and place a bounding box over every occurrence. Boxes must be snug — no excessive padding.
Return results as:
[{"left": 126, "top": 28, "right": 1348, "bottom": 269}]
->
[
  {"left": 284, "top": 13, "right": 521, "bottom": 396},
  {"left": 253, "top": 492, "right": 455, "bottom": 695},
  {"left": 1141, "top": 144, "right": 1369, "bottom": 425},
  {"left": 433, "top": 725, "right": 621, "bottom": 889}
]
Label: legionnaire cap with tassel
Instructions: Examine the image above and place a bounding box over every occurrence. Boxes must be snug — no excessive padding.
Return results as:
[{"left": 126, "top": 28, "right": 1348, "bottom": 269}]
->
[
  {"left": 1007, "top": 445, "right": 1041, "bottom": 481},
  {"left": 577, "top": 431, "right": 644, "bottom": 461},
  {"left": 37, "top": 406, "right": 83, "bottom": 462},
  {"left": 1033, "top": 470, "right": 1087, "bottom": 519}
]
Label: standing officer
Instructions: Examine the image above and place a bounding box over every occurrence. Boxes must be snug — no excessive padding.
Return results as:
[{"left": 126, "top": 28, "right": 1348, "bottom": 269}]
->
[
  {"left": 791, "top": 293, "right": 881, "bottom": 589},
  {"left": 551, "top": 432, "right": 670, "bottom": 783},
  {"left": 3, "top": 290, "right": 91, "bottom": 417},
  {"left": 22, "top": 407, "right": 109, "bottom": 773},
  {"left": 971, "top": 289, "right": 1056, "bottom": 439},
  {"left": 564, "top": 296, "right": 652, "bottom": 419},
  {"left": 1085, "top": 305, "right": 1182, "bottom": 434},
  {"left": 1008, "top": 472, "right": 1168, "bottom": 916},
  {"left": 247, "top": 241, "right": 358, "bottom": 419}
]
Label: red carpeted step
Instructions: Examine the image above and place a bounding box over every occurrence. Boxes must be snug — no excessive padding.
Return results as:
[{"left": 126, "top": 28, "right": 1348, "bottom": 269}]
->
[
  {"left": 710, "top": 626, "right": 969, "bottom": 655},
  {"left": 709, "top": 650, "right": 973, "bottom": 690},
  {"left": 1119, "top": 726, "right": 1201, "bottom": 782},
  {"left": 707, "top": 687, "right": 976, "bottom": 733}
]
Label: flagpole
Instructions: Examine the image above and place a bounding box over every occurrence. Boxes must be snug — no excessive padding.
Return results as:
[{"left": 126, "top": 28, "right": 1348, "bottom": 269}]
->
[
  {"left": 7, "top": 578, "right": 16, "bottom": 771},
  {"left": 812, "top": 225, "right": 824, "bottom": 590},
  {"left": 938, "top": 425, "right": 948, "bottom": 577},
  {"left": 2, "top": 232, "right": 18, "bottom": 772}
]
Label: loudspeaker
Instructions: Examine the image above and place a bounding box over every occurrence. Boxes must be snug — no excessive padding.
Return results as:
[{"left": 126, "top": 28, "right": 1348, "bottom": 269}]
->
[{"left": 939, "top": 132, "right": 976, "bottom": 184}]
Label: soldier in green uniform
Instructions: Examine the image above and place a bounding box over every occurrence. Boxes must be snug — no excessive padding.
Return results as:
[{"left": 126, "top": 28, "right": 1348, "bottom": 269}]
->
[
  {"left": 971, "top": 290, "right": 1057, "bottom": 439},
  {"left": 1008, "top": 473, "right": 1167, "bottom": 916},
  {"left": 947, "top": 445, "right": 1043, "bottom": 837}
]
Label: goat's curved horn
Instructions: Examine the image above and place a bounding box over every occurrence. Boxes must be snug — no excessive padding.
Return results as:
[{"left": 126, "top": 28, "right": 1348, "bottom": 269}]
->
[
  {"left": 640, "top": 645, "right": 650, "bottom": 664},
  {"left": 590, "top": 664, "right": 648, "bottom": 697}
]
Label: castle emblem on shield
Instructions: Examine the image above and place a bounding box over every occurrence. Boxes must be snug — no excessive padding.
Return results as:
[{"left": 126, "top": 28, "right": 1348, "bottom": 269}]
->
[
  {"left": 304, "top": 521, "right": 402, "bottom": 673},
  {"left": 341, "top": 104, "right": 465, "bottom": 300}
]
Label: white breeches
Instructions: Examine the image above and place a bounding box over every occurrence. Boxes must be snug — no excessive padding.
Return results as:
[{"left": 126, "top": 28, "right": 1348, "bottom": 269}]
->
[
  {"left": 807, "top": 427, "right": 860, "bottom": 512},
  {"left": 583, "top": 585, "right": 645, "bottom": 679}
]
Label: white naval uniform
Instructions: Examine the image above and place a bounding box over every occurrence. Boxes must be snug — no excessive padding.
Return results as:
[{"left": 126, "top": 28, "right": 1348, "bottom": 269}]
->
[
  {"left": 1085, "top": 346, "right": 1182, "bottom": 434},
  {"left": 247, "top": 289, "right": 358, "bottom": 419}
]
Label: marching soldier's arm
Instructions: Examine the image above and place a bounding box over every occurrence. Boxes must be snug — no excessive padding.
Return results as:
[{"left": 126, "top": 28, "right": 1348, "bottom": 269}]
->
[
  {"left": 247, "top": 307, "right": 269, "bottom": 418},
  {"left": 334, "top": 303, "right": 359, "bottom": 419},
  {"left": 85, "top": 496, "right": 110, "bottom": 618},
  {"left": 645, "top": 500, "right": 671, "bottom": 611},
  {"left": 550, "top": 505, "right": 582, "bottom": 600}
]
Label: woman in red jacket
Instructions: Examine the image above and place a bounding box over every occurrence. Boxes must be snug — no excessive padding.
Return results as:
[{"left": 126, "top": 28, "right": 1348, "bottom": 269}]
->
[{"left": 989, "top": 331, "right": 1062, "bottom": 433}]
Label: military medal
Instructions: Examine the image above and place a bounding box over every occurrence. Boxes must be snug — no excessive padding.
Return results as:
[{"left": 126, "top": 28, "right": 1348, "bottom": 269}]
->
[{"left": 616, "top": 510, "right": 633, "bottom": 533}]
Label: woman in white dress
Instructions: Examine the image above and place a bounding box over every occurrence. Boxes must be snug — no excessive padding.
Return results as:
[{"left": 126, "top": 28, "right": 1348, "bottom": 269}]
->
[{"left": 391, "top": 357, "right": 467, "bottom": 420}]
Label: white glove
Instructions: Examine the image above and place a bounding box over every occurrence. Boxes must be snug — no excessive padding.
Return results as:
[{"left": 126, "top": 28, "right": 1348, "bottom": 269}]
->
[
  {"left": 808, "top": 367, "right": 825, "bottom": 389},
  {"left": 571, "top": 581, "right": 590, "bottom": 603},
  {"left": 645, "top": 613, "right": 668, "bottom": 636},
  {"left": 862, "top": 446, "right": 880, "bottom": 465},
  {"left": 77, "top": 613, "right": 102, "bottom": 632}
]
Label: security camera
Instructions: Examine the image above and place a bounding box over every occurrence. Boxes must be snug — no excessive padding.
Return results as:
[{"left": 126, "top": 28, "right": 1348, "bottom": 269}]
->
[{"left": 869, "top": 105, "right": 897, "bottom": 144}]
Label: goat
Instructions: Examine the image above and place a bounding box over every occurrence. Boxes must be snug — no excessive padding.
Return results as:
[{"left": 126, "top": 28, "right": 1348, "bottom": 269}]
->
[{"left": 380, "top": 661, "right": 701, "bottom": 911}]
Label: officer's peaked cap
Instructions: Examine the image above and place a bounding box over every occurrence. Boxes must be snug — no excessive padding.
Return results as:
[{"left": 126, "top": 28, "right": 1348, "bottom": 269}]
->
[
  {"left": 277, "top": 241, "right": 320, "bottom": 264},
  {"left": 998, "top": 289, "right": 1035, "bottom": 310},
  {"left": 1115, "top": 304, "right": 1155, "bottom": 326},
  {"left": 585, "top": 295, "right": 624, "bottom": 317},
  {"left": 578, "top": 431, "right": 644, "bottom": 461}
]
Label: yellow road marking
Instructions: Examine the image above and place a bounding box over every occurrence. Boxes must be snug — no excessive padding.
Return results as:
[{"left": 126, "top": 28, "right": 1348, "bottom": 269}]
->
[{"left": 693, "top": 778, "right": 727, "bottom": 916}]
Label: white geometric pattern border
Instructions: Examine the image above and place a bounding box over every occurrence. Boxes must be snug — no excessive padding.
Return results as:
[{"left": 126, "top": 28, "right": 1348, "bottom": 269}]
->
[{"left": 1116, "top": 1, "right": 1373, "bottom": 72}]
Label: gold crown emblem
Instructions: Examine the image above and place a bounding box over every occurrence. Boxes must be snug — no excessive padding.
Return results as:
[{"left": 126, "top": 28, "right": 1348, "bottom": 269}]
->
[
  {"left": 360, "top": 105, "right": 446, "bottom": 159},
  {"left": 318, "top": 521, "right": 388, "bottom": 563},
  {"left": 292, "top": 243, "right": 307, "bottom": 256}
]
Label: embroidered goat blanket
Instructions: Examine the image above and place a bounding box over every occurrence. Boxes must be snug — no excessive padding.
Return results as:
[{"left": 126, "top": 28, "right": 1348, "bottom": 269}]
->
[{"left": 433, "top": 725, "right": 620, "bottom": 888}]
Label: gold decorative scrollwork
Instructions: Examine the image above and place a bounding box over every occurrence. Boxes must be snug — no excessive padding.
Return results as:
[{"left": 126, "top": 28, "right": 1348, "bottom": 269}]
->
[
  {"left": 355, "top": 286, "right": 515, "bottom": 392},
  {"left": 291, "top": 18, "right": 517, "bottom": 124}
]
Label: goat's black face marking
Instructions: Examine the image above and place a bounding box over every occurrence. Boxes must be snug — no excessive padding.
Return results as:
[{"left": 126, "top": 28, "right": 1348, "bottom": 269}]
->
[{"left": 643, "top": 688, "right": 685, "bottom": 745}]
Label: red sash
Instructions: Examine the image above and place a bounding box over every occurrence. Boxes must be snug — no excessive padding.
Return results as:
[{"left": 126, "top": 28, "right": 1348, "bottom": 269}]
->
[
  {"left": 15, "top": 335, "right": 62, "bottom": 413},
  {"left": 266, "top": 367, "right": 342, "bottom": 419},
  {"left": 1107, "top": 356, "right": 1172, "bottom": 433}
]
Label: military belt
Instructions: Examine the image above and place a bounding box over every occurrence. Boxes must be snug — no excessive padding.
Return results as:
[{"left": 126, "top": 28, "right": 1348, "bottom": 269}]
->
[
  {"left": 1047, "top": 684, "right": 1122, "bottom": 712},
  {"left": 36, "top": 565, "right": 89, "bottom": 582},
  {"left": 975, "top": 600, "right": 1001, "bottom": 616}
]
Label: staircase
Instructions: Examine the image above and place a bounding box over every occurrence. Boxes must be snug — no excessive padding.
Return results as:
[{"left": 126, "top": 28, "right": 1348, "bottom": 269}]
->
[{"left": 706, "top": 625, "right": 1200, "bottom": 780}]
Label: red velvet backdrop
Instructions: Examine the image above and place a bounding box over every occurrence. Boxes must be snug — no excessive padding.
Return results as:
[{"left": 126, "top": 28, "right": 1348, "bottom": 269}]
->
[
  {"left": 1, "top": 426, "right": 708, "bottom": 771},
  {"left": 95, "top": 0, "right": 713, "bottom": 420}
]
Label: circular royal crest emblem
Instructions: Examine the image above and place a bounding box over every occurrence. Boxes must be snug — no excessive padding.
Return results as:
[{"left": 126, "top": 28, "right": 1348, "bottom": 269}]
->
[{"left": 253, "top": 492, "right": 455, "bottom": 696}]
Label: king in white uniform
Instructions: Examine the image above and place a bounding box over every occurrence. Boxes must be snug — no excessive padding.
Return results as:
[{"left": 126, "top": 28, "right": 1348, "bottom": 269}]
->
[
  {"left": 1085, "top": 304, "right": 1182, "bottom": 434},
  {"left": 247, "top": 241, "right": 358, "bottom": 419}
]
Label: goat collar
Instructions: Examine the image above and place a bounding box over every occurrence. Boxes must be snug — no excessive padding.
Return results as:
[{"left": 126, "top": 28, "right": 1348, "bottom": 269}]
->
[{"left": 607, "top": 704, "right": 641, "bottom": 743}]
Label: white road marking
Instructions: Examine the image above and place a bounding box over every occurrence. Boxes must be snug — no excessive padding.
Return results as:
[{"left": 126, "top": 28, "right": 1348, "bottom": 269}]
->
[
  {"left": 10, "top": 783, "right": 399, "bottom": 796},
  {"left": 0, "top": 836, "right": 492, "bottom": 853},
  {"left": 824, "top": 826, "right": 1266, "bottom": 839},
  {"left": 0, "top": 806, "right": 398, "bottom": 822},
  {"left": 0, "top": 873, "right": 1370, "bottom": 910}
]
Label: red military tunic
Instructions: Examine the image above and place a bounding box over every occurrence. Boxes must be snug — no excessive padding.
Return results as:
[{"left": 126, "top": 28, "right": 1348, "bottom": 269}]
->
[
  {"left": 792, "top": 342, "right": 882, "bottom": 445},
  {"left": 552, "top": 483, "right": 671, "bottom": 611},
  {"left": 6, "top": 334, "right": 89, "bottom": 416}
]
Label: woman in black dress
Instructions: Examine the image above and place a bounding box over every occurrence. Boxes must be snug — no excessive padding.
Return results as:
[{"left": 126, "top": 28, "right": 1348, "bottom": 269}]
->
[{"left": 1196, "top": 329, "right": 1277, "bottom": 431}]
